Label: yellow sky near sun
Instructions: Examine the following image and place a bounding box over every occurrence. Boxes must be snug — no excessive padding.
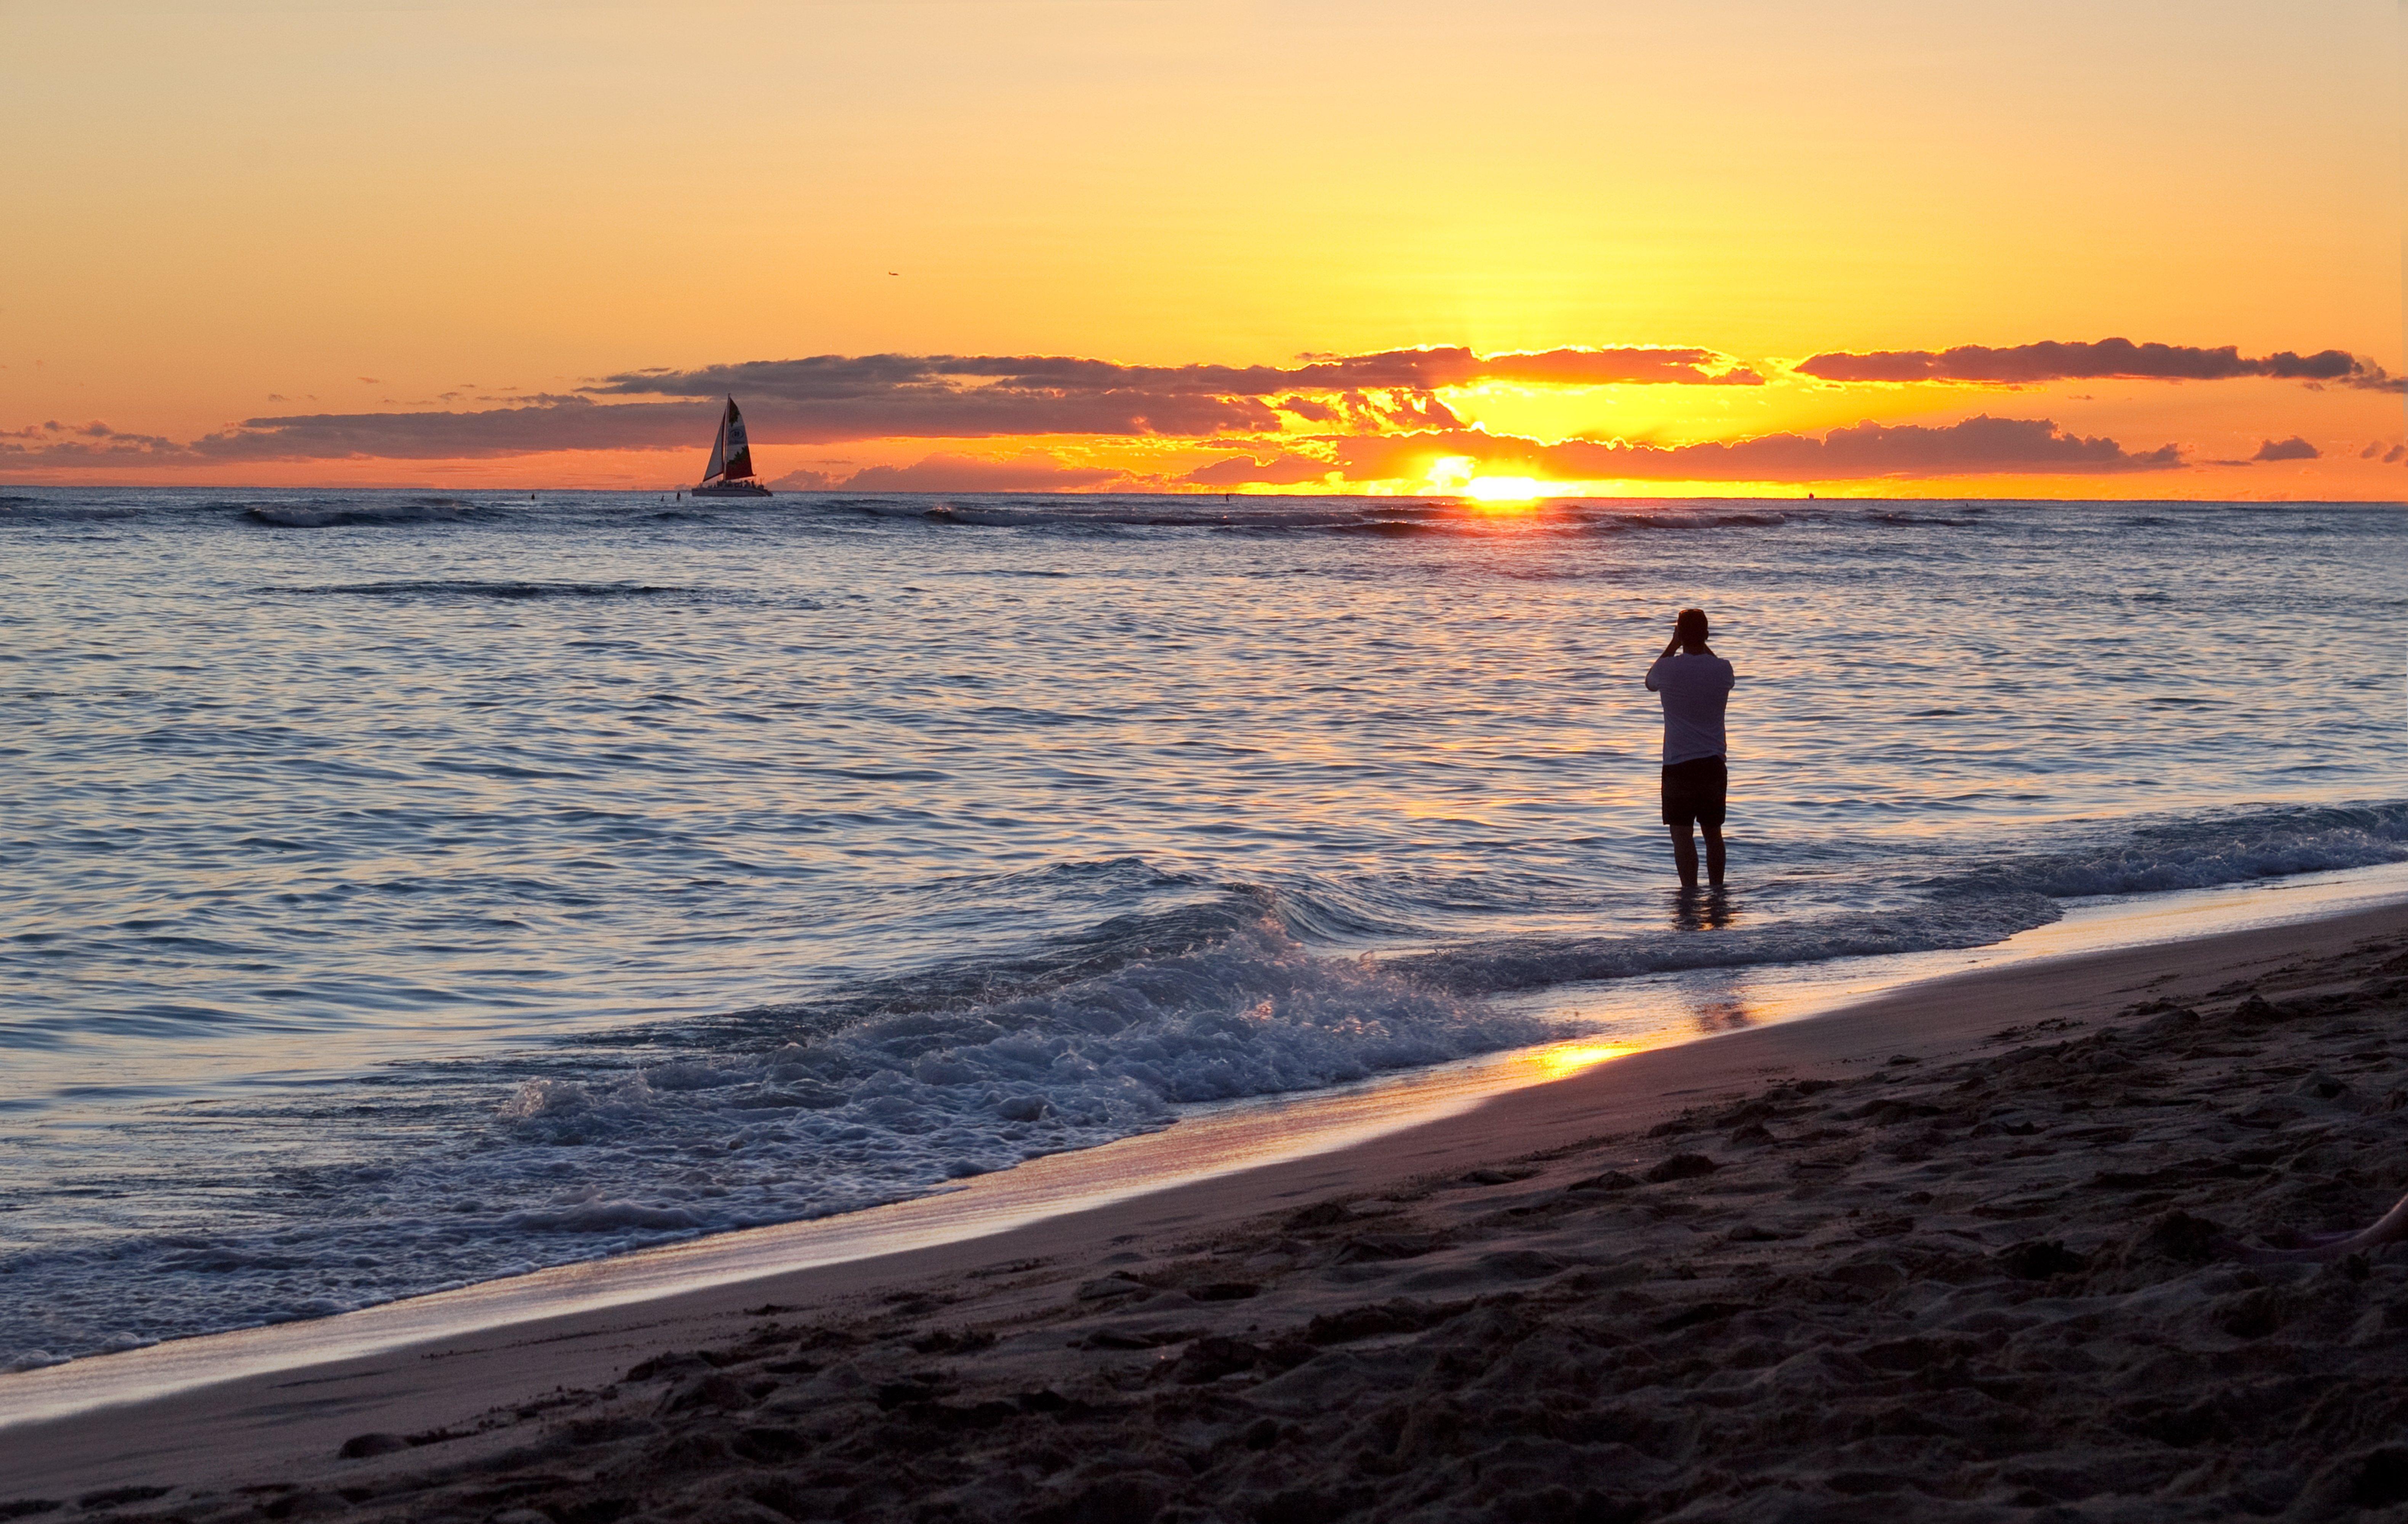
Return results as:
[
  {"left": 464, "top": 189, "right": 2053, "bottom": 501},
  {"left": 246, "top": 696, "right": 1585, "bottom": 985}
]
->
[{"left": 1, "top": 0, "right": 2400, "bottom": 495}]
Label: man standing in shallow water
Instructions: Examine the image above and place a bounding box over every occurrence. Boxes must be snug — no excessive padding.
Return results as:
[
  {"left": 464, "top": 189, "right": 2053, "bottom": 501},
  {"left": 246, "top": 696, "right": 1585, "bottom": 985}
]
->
[{"left": 1645, "top": 608, "right": 1736, "bottom": 891}]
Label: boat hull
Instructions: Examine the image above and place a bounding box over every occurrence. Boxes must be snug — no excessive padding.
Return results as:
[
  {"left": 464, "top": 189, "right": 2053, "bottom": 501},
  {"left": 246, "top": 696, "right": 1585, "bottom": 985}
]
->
[{"left": 691, "top": 481, "right": 773, "bottom": 498}]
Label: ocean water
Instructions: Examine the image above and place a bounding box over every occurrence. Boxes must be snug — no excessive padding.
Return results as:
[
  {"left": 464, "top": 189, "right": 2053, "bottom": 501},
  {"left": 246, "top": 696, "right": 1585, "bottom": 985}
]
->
[{"left": 1, "top": 487, "right": 2402, "bottom": 1368}]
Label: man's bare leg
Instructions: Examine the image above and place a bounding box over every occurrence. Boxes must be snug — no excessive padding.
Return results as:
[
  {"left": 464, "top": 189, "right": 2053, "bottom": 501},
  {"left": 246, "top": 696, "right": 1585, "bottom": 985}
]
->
[
  {"left": 1702, "top": 824, "right": 1725, "bottom": 888},
  {"left": 1669, "top": 824, "right": 1700, "bottom": 890}
]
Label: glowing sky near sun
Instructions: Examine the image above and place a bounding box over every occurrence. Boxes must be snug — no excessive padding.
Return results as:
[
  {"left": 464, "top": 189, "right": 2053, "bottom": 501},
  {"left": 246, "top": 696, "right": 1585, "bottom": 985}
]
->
[{"left": 3, "top": 0, "right": 2400, "bottom": 498}]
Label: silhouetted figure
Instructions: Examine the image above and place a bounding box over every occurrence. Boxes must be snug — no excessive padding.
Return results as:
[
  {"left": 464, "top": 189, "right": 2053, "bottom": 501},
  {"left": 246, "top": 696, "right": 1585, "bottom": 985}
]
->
[{"left": 1645, "top": 607, "right": 1735, "bottom": 890}]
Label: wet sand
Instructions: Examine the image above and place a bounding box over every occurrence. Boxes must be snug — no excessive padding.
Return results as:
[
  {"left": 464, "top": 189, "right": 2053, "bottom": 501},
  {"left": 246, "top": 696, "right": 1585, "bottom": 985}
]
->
[{"left": 6, "top": 902, "right": 2408, "bottom": 1521}]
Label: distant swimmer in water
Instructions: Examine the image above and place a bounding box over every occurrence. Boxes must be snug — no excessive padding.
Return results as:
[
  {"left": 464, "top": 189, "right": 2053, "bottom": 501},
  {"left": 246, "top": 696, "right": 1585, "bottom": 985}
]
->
[{"left": 1644, "top": 607, "right": 1736, "bottom": 891}]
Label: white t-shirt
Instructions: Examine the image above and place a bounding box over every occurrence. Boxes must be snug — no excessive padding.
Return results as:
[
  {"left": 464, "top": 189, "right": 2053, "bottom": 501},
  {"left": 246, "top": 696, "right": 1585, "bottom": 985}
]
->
[{"left": 1644, "top": 650, "right": 1736, "bottom": 765}]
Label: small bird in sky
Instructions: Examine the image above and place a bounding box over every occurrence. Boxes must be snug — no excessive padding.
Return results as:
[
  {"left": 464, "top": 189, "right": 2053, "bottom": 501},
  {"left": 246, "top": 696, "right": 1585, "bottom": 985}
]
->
[{"left": 889, "top": 271, "right": 900, "bottom": 276}]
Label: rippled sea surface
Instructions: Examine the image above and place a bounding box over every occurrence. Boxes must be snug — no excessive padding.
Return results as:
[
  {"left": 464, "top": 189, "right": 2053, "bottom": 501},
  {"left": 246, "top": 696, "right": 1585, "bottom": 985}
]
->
[{"left": 2, "top": 488, "right": 2402, "bottom": 1364}]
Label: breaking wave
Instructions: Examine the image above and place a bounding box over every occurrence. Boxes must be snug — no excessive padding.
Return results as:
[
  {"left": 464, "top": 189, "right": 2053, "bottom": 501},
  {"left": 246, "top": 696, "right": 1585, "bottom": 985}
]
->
[
  {"left": 14, "top": 797, "right": 2402, "bottom": 1365},
  {"left": 242, "top": 496, "right": 487, "bottom": 528},
  {"left": 0, "top": 908, "right": 1539, "bottom": 1358}
]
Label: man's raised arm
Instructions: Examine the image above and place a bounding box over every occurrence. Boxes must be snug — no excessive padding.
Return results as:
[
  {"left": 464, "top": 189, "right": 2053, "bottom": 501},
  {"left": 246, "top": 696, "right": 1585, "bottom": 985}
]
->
[{"left": 1644, "top": 632, "right": 1680, "bottom": 690}]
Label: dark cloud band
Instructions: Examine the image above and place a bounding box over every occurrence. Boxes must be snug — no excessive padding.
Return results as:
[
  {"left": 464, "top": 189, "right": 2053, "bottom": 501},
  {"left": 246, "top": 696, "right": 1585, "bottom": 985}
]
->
[
  {"left": 1795, "top": 338, "right": 2381, "bottom": 388},
  {"left": 572, "top": 347, "right": 1760, "bottom": 443},
  {"left": 0, "top": 336, "right": 2369, "bottom": 486},
  {"left": 1, "top": 346, "right": 1769, "bottom": 465}
]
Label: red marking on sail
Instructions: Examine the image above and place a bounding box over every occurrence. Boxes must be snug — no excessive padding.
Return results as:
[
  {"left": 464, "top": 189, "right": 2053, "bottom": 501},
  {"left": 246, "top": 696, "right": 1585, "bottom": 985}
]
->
[{"left": 722, "top": 398, "right": 754, "bottom": 479}]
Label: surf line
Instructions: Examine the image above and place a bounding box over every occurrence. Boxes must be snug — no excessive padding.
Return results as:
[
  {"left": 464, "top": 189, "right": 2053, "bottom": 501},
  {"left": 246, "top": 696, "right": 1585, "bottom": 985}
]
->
[{"left": 5, "top": 860, "right": 2406, "bottom": 1427}]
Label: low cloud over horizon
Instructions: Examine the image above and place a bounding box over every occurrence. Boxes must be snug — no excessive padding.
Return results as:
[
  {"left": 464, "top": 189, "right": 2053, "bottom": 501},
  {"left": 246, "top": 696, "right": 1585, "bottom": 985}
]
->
[
  {"left": 3, "top": 337, "right": 2389, "bottom": 492},
  {"left": 1189, "top": 415, "right": 2183, "bottom": 488},
  {"left": 1795, "top": 338, "right": 2390, "bottom": 389},
  {"left": 584, "top": 346, "right": 1766, "bottom": 443}
]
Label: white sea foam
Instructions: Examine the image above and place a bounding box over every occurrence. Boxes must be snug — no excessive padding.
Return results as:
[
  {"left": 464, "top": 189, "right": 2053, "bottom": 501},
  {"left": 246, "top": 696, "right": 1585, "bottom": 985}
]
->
[
  {"left": 21, "top": 801, "right": 2405, "bottom": 1368},
  {"left": 0, "top": 911, "right": 1554, "bottom": 1365},
  {"left": 8, "top": 803, "right": 2408, "bottom": 1369},
  {"left": 492, "top": 915, "right": 1543, "bottom": 1181}
]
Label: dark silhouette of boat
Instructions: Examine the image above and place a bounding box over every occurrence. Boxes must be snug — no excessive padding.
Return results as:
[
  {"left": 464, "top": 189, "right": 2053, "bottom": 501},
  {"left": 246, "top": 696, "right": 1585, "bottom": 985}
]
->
[{"left": 692, "top": 396, "right": 771, "bottom": 497}]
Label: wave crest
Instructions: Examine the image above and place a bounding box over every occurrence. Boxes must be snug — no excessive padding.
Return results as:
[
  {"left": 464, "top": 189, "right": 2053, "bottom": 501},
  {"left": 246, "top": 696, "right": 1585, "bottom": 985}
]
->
[{"left": 243, "top": 497, "right": 483, "bottom": 528}]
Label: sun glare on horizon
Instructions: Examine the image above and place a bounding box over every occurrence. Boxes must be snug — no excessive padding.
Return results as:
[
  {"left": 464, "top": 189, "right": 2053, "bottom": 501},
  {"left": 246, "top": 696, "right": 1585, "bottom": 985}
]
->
[{"left": 1462, "top": 475, "right": 1552, "bottom": 504}]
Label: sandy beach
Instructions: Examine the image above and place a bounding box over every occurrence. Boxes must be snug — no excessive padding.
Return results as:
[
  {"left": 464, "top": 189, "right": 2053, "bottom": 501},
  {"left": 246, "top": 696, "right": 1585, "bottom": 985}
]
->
[{"left": 8, "top": 900, "right": 2408, "bottom": 1521}]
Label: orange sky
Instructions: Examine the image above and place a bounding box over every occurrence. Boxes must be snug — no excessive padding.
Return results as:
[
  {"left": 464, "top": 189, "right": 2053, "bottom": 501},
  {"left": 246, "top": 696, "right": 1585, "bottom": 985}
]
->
[{"left": 3, "top": 0, "right": 2401, "bottom": 498}]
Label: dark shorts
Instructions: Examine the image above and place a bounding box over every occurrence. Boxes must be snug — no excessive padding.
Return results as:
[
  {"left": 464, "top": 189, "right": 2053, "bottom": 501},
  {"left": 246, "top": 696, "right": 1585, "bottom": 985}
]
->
[{"left": 1661, "top": 755, "right": 1727, "bottom": 832}]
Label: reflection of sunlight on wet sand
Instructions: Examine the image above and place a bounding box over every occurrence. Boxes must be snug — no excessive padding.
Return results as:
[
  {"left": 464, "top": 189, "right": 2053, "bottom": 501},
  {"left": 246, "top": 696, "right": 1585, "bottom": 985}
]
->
[
  {"left": 468, "top": 864, "right": 2408, "bottom": 1356},
  {"left": 1507, "top": 862, "right": 2408, "bottom": 1057},
  {"left": 1490, "top": 967, "right": 1813, "bottom": 1055},
  {"left": 1528, "top": 1040, "right": 1635, "bottom": 1079},
  {"left": 25, "top": 866, "right": 2407, "bottom": 1424},
  {"left": 1162, "top": 1037, "right": 1636, "bottom": 1164}
]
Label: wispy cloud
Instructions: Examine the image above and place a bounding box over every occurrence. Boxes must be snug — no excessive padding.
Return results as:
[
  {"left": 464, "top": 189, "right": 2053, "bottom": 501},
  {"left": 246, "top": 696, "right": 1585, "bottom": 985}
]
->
[{"left": 1794, "top": 337, "right": 2384, "bottom": 388}]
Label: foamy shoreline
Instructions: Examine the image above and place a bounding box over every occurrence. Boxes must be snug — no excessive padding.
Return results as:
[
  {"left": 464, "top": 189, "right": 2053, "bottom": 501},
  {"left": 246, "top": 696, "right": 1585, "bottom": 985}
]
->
[
  {"left": 11, "top": 862, "right": 2403, "bottom": 1430},
  {"left": 7, "top": 896, "right": 2408, "bottom": 1519}
]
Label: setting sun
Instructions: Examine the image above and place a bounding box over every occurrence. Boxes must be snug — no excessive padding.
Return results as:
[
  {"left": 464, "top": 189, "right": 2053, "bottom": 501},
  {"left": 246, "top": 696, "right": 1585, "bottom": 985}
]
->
[{"left": 1462, "top": 475, "right": 1552, "bottom": 503}]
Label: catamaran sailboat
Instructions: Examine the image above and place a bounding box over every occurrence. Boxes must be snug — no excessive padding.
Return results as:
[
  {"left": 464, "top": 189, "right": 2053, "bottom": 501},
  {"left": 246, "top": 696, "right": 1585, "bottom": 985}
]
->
[{"left": 692, "top": 396, "right": 772, "bottom": 497}]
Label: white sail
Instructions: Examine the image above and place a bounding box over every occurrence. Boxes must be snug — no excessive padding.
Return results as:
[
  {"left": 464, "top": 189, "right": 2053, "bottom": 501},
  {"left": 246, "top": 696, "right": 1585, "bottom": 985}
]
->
[{"left": 703, "top": 404, "right": 728, "bottom": 482}]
